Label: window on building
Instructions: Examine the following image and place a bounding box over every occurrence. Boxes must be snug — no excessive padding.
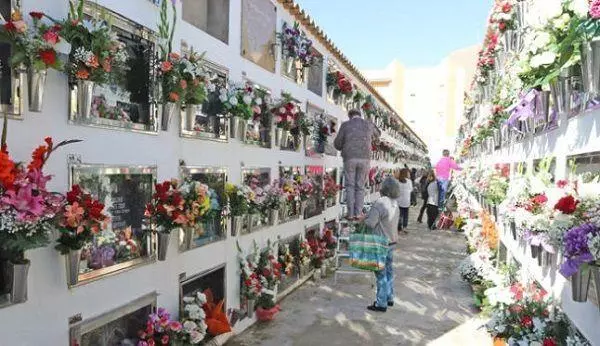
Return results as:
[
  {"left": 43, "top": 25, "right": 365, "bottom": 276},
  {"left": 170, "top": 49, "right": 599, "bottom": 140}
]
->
[{"left": 182, "top": 0, "right": 230, "bottom": 44}]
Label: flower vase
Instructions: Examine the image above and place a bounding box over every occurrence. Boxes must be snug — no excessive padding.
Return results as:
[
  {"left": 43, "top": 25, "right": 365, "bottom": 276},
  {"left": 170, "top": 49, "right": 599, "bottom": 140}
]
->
[
  {"left": 246, "top": 299, "right": 256, "bottom": 318},
  {"left": 239, "top": 119, "right": 249, "bottom": 142},
  {"left": 315, "top": 140, "right": 325, "bottom": 154},
  {"left": 285, "top": 57, "right": 295, "bottom": 74},
  {"left": 269, "top": 208, "right": 279, "bottom": 226},
  {"left": 503, "top": 30, "right": 515, "bottom": 52},
  {"left": 340, "top": 94, "right": 346, "bottom": 107},
  {"left": 580, "top": 37, "right": 600, "bottom": 103},
  {"left": 530, "top": 244, "right": 540, "bottom": 259},
  {"left": 543, "top": 250, "right": 555, "bottom": 269},
  {"left": 256, "top": 305, "right": 280, "bottom": 321},
  {"left": 157, "top": 232, "right": 171, "bottom": 261},
  {"left": 492, "top": 129, "right": 501, "bottom": 149},
  {"left": 229, "top": 116, "right": 239, "bottom": 138},
  {"left": 76, "top": 79, "right": 95, "bottom": 120},
  {"left": 571, "top": 266, "right": 592, "bottom": 302},
  {"left": 327, "top": 87, "right": 335, "bottom": 100},
  {"left": 510, "top": 221, "right": 516, "bottom": 240},
  {"left": 534, "top": 91, "right": 550, "bottom": 131},
  {"left": 312, "top": 268, "right": 321, "bottom": 282},
  {"left": 231, "top": 215, "right": 244, "bottom": 237},
  {"left": 184, "top": 104, "right": 201, "bottom": 131},
  {"left": 274, "top": 127, "right": 283, "bottom": 147},
  {"left": 591, "top": 265, "right": 600, "bottom": 313},
  {"left": 320, "top": 264, "right": 327, "bottom": 278},
  {"left": 7, "top": 261, "right": 29, "bottom": 304},
  {"left": 279, "top": 203, "right": 289, "bottom": 222},
  {"left": 66, "top": 249, "right": 82, "bottom": 286},
  {"left": 550, "top": 68, "right": 574, "bottom": 116},
  {"left": 515, "top": 1, "right": 527, "bottom": 29},
  {"left": 299, "top": 200, "right": 307, "bottom": 218},
  {"left": 248, "top": 213, "right": 260, "bottom": 232},
  {"left": 28, "top": 69, "right": 47, "bottom": 112},
  {"left": 182, "top": 227, "right": 195, "bottom": 250},
  {"left": 280, "top": 130, "right": 291, "bottom": 148}
]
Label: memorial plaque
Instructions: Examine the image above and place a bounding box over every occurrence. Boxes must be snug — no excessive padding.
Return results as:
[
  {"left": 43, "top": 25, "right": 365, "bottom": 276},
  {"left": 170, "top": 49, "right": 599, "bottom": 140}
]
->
[
  {"left": 69, "top": 3, "right": 158, "bottom": 133},
  {"left": 70, "top": 293, "right": 157, "bottom": 346},
  {"left": 179, "top": 166, "right": 227, "bottom": 249},
  {"left": 181, "top": 61, "right": 229, "bottom": 142},
  {"left": 307, "top": 49, "right": 324, "bottom": 96},
  {"left": 70, "top": 164, "right": 157, "bottom": 284},
  {"left": 0, "top": 0, "right": 24, "bottom": 117},
  {"left": 241, "top": 0, "right": 276, "bottom": 72},
  {"left": 304, "top": 165, "right": 324, "bottom": 219}
]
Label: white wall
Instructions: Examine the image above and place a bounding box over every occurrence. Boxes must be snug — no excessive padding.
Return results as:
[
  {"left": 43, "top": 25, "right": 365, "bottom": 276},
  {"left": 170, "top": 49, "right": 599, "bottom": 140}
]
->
[{"left": 0, "top": 0, "right": 416, "bottom": 344}]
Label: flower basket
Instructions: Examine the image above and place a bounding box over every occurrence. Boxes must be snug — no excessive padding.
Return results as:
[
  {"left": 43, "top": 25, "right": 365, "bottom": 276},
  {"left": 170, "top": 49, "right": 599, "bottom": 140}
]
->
[{"left": 256, "top": 305, "right": 280, "bottom": 321}]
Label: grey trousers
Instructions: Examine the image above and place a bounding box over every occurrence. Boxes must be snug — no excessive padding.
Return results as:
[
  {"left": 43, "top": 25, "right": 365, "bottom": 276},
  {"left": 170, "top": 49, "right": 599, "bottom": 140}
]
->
[{"left": 344, "top": 159, "right": 370, "bottom": 217}]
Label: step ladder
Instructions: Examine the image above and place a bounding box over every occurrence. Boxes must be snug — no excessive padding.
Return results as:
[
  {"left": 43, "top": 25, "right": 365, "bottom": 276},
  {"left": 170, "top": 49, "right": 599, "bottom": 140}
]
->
[{"left": 333, "top": 215, "right": 375, "bottom": 287}]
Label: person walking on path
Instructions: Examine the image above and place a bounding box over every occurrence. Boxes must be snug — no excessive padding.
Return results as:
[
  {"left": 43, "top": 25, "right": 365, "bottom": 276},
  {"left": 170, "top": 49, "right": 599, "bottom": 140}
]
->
[
  {"left": 395, "top": 168, "right": 412, "bottom": 234},
  {"left": 425, "top": 170, "right": 440, "bottom": 230},
  {"left": 362, "top": 176, "right": 400, "bottom": 312},
  {"left": 334, "top": 109, "right": 380, "bottom": 220},
  {"left": 416, "top": 171, "right": 430, "bottom": 223},
  {"left": 434, "top": 149, "right": 462, "bottom": 206}
]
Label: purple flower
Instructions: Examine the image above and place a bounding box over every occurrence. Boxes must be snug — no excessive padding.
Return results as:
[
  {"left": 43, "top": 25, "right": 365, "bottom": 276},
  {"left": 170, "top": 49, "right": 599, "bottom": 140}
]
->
[{"left": 560, "top": 224, "right": 599, "bottom": 277}]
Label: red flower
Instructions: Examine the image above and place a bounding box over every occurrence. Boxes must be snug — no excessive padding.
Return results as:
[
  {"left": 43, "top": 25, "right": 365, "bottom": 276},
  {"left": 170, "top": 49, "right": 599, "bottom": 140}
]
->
[
  {"left": 532, "top": 194, "right": 548, "bottom": 205},
  {"left": 498, "top": 21, "right": 506, "bottom": 31},
  {"left": 4, "top": 21, "right": 16, "bottom": 32},
  {"left": 43, "top": 30, "right": 60, "bottom": 45},
  {"left": 543, "top": 338, "right": 556, "bottom": 346},
  {"left": 502, "top": 2, "right": 512, "bottom": 13},
  {"left": 556, "top": 179, "right": 568, "bottom": 188},
  {"left": 39, "top": 49, "right": 57, "bottom": 66},
  {"left": 520, "top": 315, "right": 533, "bottom": 328},
  {"left": 161, "top": 334, "right": 169, "bottom": 345},
  {"left": 29, "top": 11, "right": 44, "bottom": 20},
  {"left": 67, "top": 185, "right": 83, "bottom": 204},
  {"left": 554, "top": 195, "right": 578, "bottom": 214}
]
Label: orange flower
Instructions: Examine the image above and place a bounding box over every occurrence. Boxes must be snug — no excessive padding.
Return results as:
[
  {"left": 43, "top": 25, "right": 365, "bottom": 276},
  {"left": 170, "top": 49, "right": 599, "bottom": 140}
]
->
[
  {"left": 64, "top": 202, "right": 85, "bottom": 228},
  {"left": 0, "top": 150, "right": 16, "bottom": 188},
  {"left": 27, "top": 145, "right": 48, "bottom": 171},
  {"left": 168, "top": 92, "right": 179, "bottom": 102},
  {"left": 76, "top": 68, "right": 90, "bottom": 80},
  {"left": 480, "top": 211, "right": 498, "bottom": 250},
  {"left": 86, "top": 55, "right": 99, "bottom": 68}
]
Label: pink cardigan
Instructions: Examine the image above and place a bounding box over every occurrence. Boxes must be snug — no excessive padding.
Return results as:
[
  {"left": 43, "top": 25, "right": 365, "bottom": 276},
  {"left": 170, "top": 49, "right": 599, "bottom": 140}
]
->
[{"left": 435, "top": 157, "right": 462, "bottom": 180}]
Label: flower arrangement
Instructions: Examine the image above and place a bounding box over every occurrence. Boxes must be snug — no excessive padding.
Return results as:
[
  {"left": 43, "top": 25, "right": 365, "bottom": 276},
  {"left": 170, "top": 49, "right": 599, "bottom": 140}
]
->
[
  {"left": 312, "top": 114, "right": 335, "bottom": 149},
  {"left": 559, "top": 223, "right": 599, "bottom": 277},
  {"left": 238, "top": 242, "right": 262, "bottom": 301},
  {"left": 271, "top": 94, "right": 301, "bottom": 130},
  {"left": 0, "top": 10, "right": 62, "bottom": 72},
  {"left": 54, "top": 184, "right": 110, "bottom": 254},
  {"left": 256, "top": 243, "right": 282, "bottom": 311},
  {"left": 180, "top": 291, "right": 209, "bottom": 344},
  {"left": 55, "top": 0, "right": 128, "bottom": 83},
  {"left": 157, "top": 52, "right": 186, "bottom": 103},
  {"left": 326, "top": 71, "right": 353, "bottom": 98},
  {"left": 243, "top": 173, "right": 266, "bottom": 215},
  {"left": 220, "top": 83, "right": 264, "bottom": 121},
  {"left": 277, "top": 21, "right": 317, "bottom": 68},
  {"left": 137, "top": 307, "right": 183, "bottom": 346},
  {"left": 225, "top": 183, "right": 249, "bottom": 217},
  {"left": 321, "top": 226, "right": 337, "bottom": 256},
  {"left": 263, "top": 183, "right": 285, "bottom": 210},
  {"left": 299, "top": 240, "right": 313, "bottom": 267},
  {"left": 491, "top": 1, "right": 516, "bottom": 34},
  {"left": 0, "top": 130, "right": 79, "bottom": 264},
  {"left": 144, "top": 180, "right": 186, "bottom": 233},
  {"left": 280, "top": 177, "right": 300, "bottom": 202},
  {"left": 323, "top": 173, "right": 340, "bottom": 200},
  {"left": 278, "top": 243, "right": 295, "bottom": 277},
  {"left": 294, "top": 175, "right": 314, "bottom": 201},
  {"left": 179, "top": 179, "right": 212, "bottom": 227}
]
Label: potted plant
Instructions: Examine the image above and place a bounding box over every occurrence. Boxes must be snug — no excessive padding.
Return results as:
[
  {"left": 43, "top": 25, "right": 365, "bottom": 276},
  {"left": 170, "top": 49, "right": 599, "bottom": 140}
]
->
[
  {"left": 144, "top": 180, "right": 187, "bottom": 261},
  {"left": 0, "top": 10, "right": 62, "bottom": 112},
  {"left": 0, "top": 128, "right": 79, "bottom": 303},
  {"left": 225, "top": 183, "right": 248, "bottom": 237},
  {"left": 54, "top": 184, "right": 109, "bottom": 286},
  {"left": 53, "top": 0, "right": 128, "bottom": 119}
]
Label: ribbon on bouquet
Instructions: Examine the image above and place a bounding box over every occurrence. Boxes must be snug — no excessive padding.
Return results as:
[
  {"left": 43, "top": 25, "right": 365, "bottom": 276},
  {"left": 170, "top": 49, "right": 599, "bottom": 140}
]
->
[{"left": 506, "top": 89, "right": 538, "bottom": 127}]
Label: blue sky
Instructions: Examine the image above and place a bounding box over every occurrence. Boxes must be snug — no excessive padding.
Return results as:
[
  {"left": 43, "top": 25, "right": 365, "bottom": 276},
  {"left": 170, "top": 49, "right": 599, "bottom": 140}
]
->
[{"left": 295, "top": 0, "right": 492, "bottom": 69}]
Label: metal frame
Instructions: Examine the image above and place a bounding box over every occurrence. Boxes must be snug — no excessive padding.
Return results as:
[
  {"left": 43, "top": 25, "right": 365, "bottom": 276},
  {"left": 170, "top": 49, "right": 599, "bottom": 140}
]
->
[
  {"left": 178, "top": 165, "right": 228, "bottom": 251},
  {"left": 240, "top": 77, "right": 272, "bottom": 148},
  {"left": 179, "top": 263, "right": 227, "bottom": 314},
  {"left": 68, "top": 1, "right": 159, "bottom": 134},
  {"left": 69, "top": 291, "right": 158, "bottom": 346},
  {"left": 0, "top": 0, "right": 24, "bottom": 119},
  {"left": 68, "top": 163, "right": 158, "bottom": 287},
  {"left": 180, "top": 59, "right": 229, "bottom": 142}
]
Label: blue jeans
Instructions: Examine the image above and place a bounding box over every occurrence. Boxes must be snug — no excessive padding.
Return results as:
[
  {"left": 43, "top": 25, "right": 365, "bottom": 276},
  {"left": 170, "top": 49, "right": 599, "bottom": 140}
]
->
[
  {"left": 438, "top": 179, "right": 449, "bottom": 206},
  {"left": 375, "top": 247, "right": 394, "bottom": 308},
  {"left": 398, "top": 207, "right": 409, "bottom": 230}
]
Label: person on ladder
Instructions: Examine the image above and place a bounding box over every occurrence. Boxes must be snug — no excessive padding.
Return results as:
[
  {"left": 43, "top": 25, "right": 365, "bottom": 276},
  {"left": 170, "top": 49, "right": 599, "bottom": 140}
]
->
[
  {"left": 334, "top": 109, "right": 380, "bottom": 220},
  {"left": 434, "top": 149, "right": 462, "bottom": 207}
]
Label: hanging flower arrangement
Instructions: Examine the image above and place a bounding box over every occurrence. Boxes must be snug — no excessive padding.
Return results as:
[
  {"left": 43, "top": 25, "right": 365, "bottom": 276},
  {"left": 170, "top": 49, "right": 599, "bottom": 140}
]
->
[
  {"left": 271, "top": 95, "right": 300, "bottom": 130},
  {"left": 326, "top": 71, "right": 353, "bottom": 98},
  {"left": 277, "top": 22, "right": 317, "bottom": 68}
]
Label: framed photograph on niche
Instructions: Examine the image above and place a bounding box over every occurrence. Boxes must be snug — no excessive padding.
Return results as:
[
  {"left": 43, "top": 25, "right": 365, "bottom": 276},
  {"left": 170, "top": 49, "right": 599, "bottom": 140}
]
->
[
  {"left": 278, "top": 166, "right": 302, "bottom": 222},
  {"left": 180, "top": 59, "right": 229, "bottom": 142},
  {"left": 69, "top": 164, "right": 157, "bottom": 286},
  {"left": 0, "top": 0, "right": 25, "bottom": 118},
  {"left": 241, "top": 167, "right": 271, "bottom": 233},
  {"left": 69, "top": 2, "right": 159, "bottom": 134},
  {"left": 304, "top": 165, "right": 324, "bottom": 219},
  {"left": 69, "top": 292, "right": 157, "bottom": 346},
  {"left": 179, "top": 166, "right": 227, "bottom": 250}
]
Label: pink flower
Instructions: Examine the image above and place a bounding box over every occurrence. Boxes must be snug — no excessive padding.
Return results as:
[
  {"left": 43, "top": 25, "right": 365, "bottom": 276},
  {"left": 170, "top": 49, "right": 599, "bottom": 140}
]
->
[
  {"left": 590, "top": 0, "right": 600, "bottom": 19},
  {"left": 13, "top": 20, "right": 27, "bottom": 33},
  {"left": 42, "top": 30, "right": 59, "bottom": 45},
  {"left": 169, "top": 321, "right": 182, "bottom": 332},
  {"left": 252, "top": 105, "right": 261, "bottom": 115},
  {"left": 2, "top": 185, "right": 45, "bottom": 221},
  {"left": 64, "top": 202, "right": 85, "bottom": 228}
]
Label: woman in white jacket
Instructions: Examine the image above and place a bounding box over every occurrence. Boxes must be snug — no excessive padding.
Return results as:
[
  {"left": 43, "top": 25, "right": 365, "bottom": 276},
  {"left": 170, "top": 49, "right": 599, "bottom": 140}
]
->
[{"left": 395, "top": 168, "right": 412, "bottom": 233}]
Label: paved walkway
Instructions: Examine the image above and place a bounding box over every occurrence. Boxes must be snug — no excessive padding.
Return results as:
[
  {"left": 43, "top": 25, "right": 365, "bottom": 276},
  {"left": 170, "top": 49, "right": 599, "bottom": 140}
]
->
[{"left": 228, "top": 208, "right": 491, "bottom": 346}]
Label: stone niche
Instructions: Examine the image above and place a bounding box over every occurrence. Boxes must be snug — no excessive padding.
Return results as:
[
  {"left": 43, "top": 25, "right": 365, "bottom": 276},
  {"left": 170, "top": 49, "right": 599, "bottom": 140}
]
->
[
  {"left": 182, "top": 0, "right": 230, "bottom": 44},
  {"left": 0, "top": 0, "right": 25, "bottom": 118},
  {"left": 180, "top": 265, "right": 226, "bottom": 310}
]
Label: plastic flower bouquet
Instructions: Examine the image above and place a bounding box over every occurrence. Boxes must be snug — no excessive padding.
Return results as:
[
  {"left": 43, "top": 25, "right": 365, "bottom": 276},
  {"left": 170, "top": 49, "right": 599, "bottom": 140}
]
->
[
  {"left": 181, "top": 51, "right": 208, "bottom": 106},
  {"left": 323, "top": 173, "right": 340, "bottom": 200},
  {"left": 54, "top": 184, "right": 110, "bottom": 254},
  {"left": 256, "top": 244, "right": 282, "bottom": 309},
  {"left": 238, "top": 241, "right": 262, "bottom": 301},
  {"left": 178, "top": 179, "right": 211, "bottom": 226},
  {"left": 277, "top": 21, "right": 316, "bottom": 68},
  {"left": 157, "top": 52, "right": 187, "bottom": 103},
  {"left": 559, "top": 223, "right": 599, "bottom": 277},
  {"left": 0, "top": 10, "right": 63, "bottom": 72},
  {"left": 299, "top": 240, "right": 313, "bottom": 266},
  {"left": 491, "top": 1, "right": 516, "bottom": 33},
  {"left": 180, "top": 291, "right": 209, "bottom": 344},
  {"left": 278, "top": 243, "right": 295, "bottom": 277},
  {"left": 144, "top": 180, "right": 187, "bottom": 233},
  {"left": 137, "top": 307, "right": 183, "bottom": 346},
  {"left": 263, "top": 183, "right": 285, "bottom": 210},
  {"left": 0, "top": 133, "right": 79, "bottom": 264},
  {"left": 220, "top": 83, "right": 263, "bottom": 121},
  {"left": 225, "top": 183, "right": 248, "bottom": 217},
  {"left": 295, "top": 175, "right": 314, "bottom": 201},
  {"left": 271, "top": 95, "right": 301, "bottom": 130}
]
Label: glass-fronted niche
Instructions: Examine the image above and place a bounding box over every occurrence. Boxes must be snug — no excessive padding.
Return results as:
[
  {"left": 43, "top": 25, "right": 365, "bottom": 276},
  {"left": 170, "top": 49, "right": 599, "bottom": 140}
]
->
[
  {"left": 182, "top": 0, "right": 230, "bottom": 44},
  {"left": 568, "top": 151, "right": 600, "bottom": 182},
  {"left": 304, "top": 165, "right": 324, "bottom": 219},
  {"left": 69, "top": 2, "right": 158, "bottom": 134},
  {"left": 0, "top": 0, "right": 25, "bottom": 118},
  {"left": 278, "top": 166, "right": 302, "bottom": 221},
  {"left": 241, "top": 0, "right": 276, "bottom": 72},
  {"left": 181, "top": 59, "right": 228, "bottom": 141},
  {"left": 179, "top": 264, "right": 226, "bottom": 313},
  {"left": 307, "top": 49, "right": 323, "bottom": 96},
  {"left": 179, "top": 166, "right": 227, "bottom": 251},
  {"left": 324, "top": 167, "right": 339, "bottom": 208},
  {"left": 305, "top": 103, "right": 337, "bottom": 157},
  {"left": 277, "top": 234, "right": 300, "bottom": 292},
  {"left": 69, "top": 164, "right": 157, "bottom": 286},
  {"left": 241, "top": 167, "right": 271, "bottom": 233},
  {"left": 240, "top": 80, "right": 272, "bottom": 148},
  {"left": 69, "top": 292, "right": 157, "bottom": 346}
]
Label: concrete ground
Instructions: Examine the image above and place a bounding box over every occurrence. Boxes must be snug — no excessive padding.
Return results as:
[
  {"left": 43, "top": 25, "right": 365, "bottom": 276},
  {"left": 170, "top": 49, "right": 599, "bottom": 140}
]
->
[{"left": 228, "top": 208, "right": 491, "bottom": 346}]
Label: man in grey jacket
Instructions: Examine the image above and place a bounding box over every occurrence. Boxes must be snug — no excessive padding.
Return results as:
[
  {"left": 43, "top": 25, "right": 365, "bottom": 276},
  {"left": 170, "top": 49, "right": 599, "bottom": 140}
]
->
[{"left": 334, "top": 109, "right": 380, "bottom": 219}]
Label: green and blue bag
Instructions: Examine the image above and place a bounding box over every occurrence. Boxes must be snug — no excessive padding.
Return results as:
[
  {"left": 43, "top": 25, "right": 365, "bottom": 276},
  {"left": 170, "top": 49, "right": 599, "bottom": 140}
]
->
[{"left": 349, "top": 223, "right": 388, "bottom": 272}]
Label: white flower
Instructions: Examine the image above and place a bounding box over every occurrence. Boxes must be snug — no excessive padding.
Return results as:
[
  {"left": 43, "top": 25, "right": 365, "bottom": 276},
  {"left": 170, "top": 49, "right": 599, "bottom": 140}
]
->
[
  {"left": 229, "top": 97, "right": 238, "bottom": 106},
  {"left": 279, "top": 107, "right": 286, "bottom": 114},
  {"left": 183, "top": 320, "right": 198, "bottom": 331},
  {"left": 530, "top": 32, "right": 551, "bottom": 54},
  {"left": 552, "top": 13, "right": 571, "bottom": 30},
  {"left": 537, "top": 0, "right": 563, "bottom": 23},
  {"left": 190, "top": 330, "right": 206, "bottom": 344},
  {"left": 219, "top": 94, "right": 227, "bottom": 102},
  {"left": 569, "top": 0, "right": 590, "bottom": 18},
  {"left": 219, "top": 88, "right": 227, "bottom": 96},
  {"left": 183, "top": 296, "right": 195, "bottom": 303},
  {"left": 196, "top": 291, "right": 207, "bottom": 304},
  {"left": 255, "top": 97, "right": 262, "bottom": 105},
  {"left": 243, "top": 95, "right": 252, "bottom": 105},
  {"left": 207, "top": 82, "right": 216, "bottom": 92}
]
